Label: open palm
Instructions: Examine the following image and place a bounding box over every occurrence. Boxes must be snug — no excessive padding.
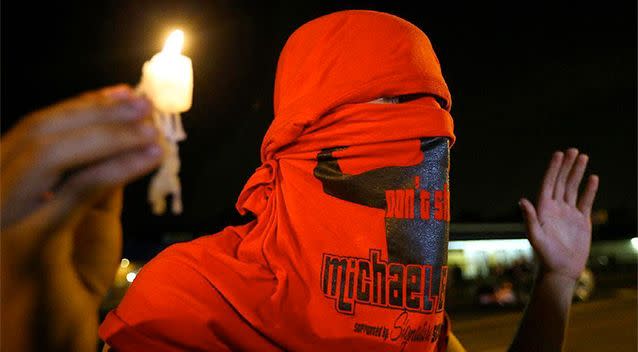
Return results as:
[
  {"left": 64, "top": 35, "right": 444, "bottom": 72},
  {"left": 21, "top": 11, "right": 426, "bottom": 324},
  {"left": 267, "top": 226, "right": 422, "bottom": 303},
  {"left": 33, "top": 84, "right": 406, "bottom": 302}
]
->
[{"left": 519, "top": 149, "right": 599, "bottom": 280}]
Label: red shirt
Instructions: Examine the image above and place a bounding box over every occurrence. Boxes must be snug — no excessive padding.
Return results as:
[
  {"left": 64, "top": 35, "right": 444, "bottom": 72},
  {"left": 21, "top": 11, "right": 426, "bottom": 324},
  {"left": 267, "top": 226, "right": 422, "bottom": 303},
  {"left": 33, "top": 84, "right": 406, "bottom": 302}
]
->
[{"left": 101, "top": 9, "right": 455, "bottom": 351}]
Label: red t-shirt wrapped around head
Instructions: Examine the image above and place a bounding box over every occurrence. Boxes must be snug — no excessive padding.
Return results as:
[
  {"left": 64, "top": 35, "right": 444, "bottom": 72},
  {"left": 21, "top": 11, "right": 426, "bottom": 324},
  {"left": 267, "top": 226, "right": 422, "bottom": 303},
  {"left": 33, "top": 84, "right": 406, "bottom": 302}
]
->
[{"left": 100, "top": 9, "right": 456, "bottom": 352}]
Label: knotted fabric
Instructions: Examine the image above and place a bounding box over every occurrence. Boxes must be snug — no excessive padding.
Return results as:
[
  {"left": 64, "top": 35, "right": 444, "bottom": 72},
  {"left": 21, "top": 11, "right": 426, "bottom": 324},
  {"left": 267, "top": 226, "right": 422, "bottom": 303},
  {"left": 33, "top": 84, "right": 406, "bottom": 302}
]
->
[{"left": 100, "top": 10, "right": 456, "bottom": 352}]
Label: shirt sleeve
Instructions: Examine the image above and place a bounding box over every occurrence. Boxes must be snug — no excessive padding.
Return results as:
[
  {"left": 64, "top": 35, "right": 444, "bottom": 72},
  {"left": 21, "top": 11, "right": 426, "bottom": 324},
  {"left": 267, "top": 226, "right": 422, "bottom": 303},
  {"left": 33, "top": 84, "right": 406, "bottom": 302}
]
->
[{"left": 99, "top": 246, "right": 231, "bottom": 352}]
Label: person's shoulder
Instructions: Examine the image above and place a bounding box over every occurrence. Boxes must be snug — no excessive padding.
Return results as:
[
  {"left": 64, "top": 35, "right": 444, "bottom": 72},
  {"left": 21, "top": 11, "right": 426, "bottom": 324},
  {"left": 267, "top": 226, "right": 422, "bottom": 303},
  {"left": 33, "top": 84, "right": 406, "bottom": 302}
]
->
[
  {"left": 109, "top": 236, "right": 218, "bottom": 312},
  {"left": 113, "top": 222, "right": 254, "bottom": 305},
  {"left": 151, "top": 223, "right": 250, "bottom": 272},
  {"left": 150, "top": 234, "right": 210, "bottom": 269},
  {"left": 98, "top": 231, "right": 243, "bottom": 350}
]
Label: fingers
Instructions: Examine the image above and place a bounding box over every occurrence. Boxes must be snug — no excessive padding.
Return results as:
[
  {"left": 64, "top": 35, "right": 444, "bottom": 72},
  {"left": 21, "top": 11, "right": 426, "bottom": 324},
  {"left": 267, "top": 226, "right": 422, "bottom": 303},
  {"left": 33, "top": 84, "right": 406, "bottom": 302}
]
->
[
  {"left": 577, "top": 175, "right": 599, "bottom": 217},
  {"left": 1, "top": 148, "right": 153, "bottom": 269},
  {"left": 37, "top": 118, "right": 159, "bottom": 176},
  {"left": 552, "top": 148, "right": 579, "bottom": 201},
  {"left": 0, "top": 84, "right": 159, "bottom": 228},
  {"left": 544, "top": 148, "right": 596, "bottom": 212},
  {"left": 41, "top": 145, "right": 163, "bottom": 232},
  {"left": 565, "top": 154, "right": 589, "bottom": 205},
  {"left": 28, "top": 85, "right": 149, "bottom": 135},
  {"left": 519, "top": 198, "right": 544, "bottom": 249},
  {"left": 539, "top": 151, "right": 564, "bottom": 202},
  {"left": 0, "top": 118, "right": 159, "bottom": 226},
  {"left": 91, "top": 187, "right": 124, "bottom": 214},
  {"left": 1, "top": 85, "right": 150, "bottom": 168}
]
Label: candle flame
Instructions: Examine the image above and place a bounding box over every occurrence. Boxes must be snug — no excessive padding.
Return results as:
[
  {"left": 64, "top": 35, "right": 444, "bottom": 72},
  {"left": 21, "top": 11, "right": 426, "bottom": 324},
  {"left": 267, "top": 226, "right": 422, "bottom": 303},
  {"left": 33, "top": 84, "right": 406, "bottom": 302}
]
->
[{"left": 163, "top": 30, "right": 184, "bottom": 55}]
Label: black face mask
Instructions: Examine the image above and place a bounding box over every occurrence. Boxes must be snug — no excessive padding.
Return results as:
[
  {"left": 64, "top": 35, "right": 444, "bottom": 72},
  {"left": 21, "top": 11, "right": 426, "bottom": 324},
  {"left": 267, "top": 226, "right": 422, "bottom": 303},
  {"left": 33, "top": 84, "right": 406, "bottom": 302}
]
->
[{"left": 314, "top": 136, "right": 450, "bottom": 281}]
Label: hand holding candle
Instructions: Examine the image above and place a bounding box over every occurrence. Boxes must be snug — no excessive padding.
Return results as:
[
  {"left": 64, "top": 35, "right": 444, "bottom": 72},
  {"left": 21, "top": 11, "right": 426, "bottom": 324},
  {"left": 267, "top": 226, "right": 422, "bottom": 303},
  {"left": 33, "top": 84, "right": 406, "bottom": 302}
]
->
[{"left": 138, "top": 29, "right": 193, "bottom": 214}]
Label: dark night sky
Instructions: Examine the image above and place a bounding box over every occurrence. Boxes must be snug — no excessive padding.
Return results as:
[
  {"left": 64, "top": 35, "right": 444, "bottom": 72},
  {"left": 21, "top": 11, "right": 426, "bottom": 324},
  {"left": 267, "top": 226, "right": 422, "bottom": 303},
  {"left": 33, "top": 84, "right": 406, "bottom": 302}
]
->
[{"left": 2, "top": 1, "right": 636, "bottom": 249}]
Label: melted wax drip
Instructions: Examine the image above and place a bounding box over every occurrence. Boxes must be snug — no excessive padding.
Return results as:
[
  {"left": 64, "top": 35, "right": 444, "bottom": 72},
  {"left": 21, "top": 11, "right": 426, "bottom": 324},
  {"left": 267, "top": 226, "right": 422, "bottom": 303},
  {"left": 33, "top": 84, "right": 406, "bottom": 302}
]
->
[{"left": 148, "top": 110, "right": 186, "bottom": 215}]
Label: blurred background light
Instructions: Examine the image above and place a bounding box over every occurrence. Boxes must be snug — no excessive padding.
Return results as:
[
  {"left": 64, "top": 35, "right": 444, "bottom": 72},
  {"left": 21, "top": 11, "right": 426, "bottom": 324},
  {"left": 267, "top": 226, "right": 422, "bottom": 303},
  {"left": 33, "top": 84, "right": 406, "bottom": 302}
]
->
[
  {"left": 126, "top": 272, "right": 137, "bottom": 283},
  {"left": 448, "top": 239, "right": 532, "bottom": 252}
]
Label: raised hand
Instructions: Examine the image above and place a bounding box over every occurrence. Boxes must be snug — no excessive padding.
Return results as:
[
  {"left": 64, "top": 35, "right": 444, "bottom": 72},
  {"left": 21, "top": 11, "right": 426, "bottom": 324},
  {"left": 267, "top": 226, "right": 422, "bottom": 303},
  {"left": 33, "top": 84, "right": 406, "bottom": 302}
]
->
[
  {"left": 519, "top": 148, "right": 599, "bottom": 280},
  {"left": 0, "top": 85, "right": 163, "bottom": 351}
]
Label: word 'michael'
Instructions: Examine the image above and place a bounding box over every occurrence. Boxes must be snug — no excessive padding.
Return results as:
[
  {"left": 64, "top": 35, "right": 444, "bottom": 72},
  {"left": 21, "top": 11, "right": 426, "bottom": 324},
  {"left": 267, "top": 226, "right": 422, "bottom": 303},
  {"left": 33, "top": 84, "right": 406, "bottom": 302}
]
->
[
  {"left": 385, "top": 180, "right": 449, "bottom": 221},
  {"left": 321, "top": 249, "right": 448, "bottom": 315}
]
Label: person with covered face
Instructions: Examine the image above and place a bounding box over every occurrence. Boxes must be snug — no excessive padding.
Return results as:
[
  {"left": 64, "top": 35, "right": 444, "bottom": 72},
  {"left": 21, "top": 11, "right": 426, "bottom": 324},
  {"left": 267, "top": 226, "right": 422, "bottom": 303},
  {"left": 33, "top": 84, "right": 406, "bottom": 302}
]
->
[{"left": 0, "top": 9, "right": 599, "bottom": 352}]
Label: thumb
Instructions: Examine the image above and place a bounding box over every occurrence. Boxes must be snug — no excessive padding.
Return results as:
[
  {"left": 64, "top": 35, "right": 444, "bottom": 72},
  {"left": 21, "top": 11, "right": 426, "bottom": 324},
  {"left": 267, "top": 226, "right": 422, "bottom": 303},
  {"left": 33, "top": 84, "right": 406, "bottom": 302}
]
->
[
  {"left": 91, "top": 186, "right": 123, "bottom": 214},
  {"left": 519, "top": 198, "right": 544, "bottom": 249}
]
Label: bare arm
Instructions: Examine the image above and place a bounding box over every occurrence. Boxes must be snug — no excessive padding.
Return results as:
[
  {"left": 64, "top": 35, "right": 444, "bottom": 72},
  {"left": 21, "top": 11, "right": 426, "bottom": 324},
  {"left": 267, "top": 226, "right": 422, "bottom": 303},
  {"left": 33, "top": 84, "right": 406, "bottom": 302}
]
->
[{"left": 509, "top": 149, "right": 599, "bottom": 351}]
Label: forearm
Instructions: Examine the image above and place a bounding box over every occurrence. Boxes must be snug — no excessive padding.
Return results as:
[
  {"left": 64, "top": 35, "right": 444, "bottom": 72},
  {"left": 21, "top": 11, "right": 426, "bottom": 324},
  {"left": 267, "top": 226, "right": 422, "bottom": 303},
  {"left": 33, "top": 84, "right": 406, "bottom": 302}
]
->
[
  {"left": 1, "top": 258, "right": 100, "bottom": 352},
  {"left": 508, "top": 271, "right": 576, "bottom": 352},
  {"left": 40, "top": 302, "right": 99, "bottom": 352},
  {"left": 40, "top": 269, "right": 101, "bottom": 352},
  {"left": 1, "top": 286, "right": 99, "bottom": 352}
]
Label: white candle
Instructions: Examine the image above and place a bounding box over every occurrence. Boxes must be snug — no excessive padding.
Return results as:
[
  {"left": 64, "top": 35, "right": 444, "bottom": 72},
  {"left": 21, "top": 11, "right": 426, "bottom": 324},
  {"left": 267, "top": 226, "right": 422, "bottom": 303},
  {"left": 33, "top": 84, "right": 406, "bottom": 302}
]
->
[
  {"left": 139, "top": 29, "right": 193, "bottom": 215},
  {"left": 140, "top": 30, "right": 193, "bottom": 113}
]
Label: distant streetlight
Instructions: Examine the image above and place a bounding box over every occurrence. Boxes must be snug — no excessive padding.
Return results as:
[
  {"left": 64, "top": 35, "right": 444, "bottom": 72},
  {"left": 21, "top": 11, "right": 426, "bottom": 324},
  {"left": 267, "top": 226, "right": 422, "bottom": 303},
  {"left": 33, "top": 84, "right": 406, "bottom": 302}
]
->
[{"left": 126, "top": 272, "right": 137, "bottom": 283}]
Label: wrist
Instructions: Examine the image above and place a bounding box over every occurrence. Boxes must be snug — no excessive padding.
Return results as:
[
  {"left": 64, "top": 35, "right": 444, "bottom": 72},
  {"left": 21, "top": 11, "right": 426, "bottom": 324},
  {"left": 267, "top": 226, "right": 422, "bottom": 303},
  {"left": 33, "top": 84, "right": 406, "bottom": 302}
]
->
[
  {"left": 537, "top": 266, "right": 581, "bottom": 283},
  {"left": 535, "top": 269, "right": 578, "bottom": 298}
]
